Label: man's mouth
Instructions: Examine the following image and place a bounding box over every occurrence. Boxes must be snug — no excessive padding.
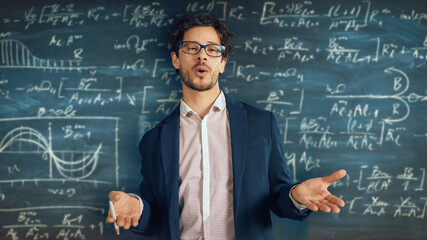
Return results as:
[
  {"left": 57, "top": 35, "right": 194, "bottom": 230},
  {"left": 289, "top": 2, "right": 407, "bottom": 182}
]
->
[{"left": 194, "top": 65, "right": 209, "bottom": 77}]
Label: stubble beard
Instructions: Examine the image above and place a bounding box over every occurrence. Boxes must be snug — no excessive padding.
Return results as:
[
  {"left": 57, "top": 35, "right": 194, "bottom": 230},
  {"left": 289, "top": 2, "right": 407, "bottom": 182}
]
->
[{"left": 180, "top": 65, "right": 219, "bottom": 92}]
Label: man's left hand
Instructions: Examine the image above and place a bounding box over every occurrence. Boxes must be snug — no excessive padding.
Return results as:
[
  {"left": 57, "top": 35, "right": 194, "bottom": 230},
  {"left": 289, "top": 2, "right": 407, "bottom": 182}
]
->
[{"left": 291, "top": 169, "right": 347, "bottom": 214}]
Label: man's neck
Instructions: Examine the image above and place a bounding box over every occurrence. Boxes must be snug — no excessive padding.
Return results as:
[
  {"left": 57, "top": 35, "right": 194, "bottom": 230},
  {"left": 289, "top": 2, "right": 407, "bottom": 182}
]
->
[{"left": 182, "top": 85, "right": 221, "bottom": 119}]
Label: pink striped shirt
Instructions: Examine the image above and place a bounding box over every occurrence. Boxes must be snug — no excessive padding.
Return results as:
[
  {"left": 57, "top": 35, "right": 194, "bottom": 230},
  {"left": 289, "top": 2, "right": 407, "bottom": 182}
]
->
[{"left": 178, "top": 92, "right": 235, "bottom": 240}]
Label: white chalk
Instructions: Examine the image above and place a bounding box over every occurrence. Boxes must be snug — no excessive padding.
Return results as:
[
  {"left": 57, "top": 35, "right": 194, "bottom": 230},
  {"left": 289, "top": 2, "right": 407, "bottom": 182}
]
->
[{"left": 109, "top": 200, "right": 120, "bottom": 235}]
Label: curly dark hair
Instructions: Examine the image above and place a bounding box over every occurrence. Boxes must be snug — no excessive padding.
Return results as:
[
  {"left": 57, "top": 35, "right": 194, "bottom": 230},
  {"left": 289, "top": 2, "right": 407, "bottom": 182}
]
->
[{"left": 167, "top": 12, "right": 234, "bottom": 59}]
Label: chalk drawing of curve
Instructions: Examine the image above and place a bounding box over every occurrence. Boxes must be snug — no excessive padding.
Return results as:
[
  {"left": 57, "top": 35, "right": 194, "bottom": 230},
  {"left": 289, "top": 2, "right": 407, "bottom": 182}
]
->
[
  {"left": 0, "top": 126, "right": 102, "bottom": 179},
  {"left": 0, "top": 39, "right": 93, "bottom": 71}
]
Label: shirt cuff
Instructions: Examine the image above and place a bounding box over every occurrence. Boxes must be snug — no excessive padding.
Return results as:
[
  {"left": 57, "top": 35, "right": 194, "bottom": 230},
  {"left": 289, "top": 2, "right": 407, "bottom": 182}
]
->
[
  {"left": 127, "top": 193, "right": 144, "bottom": 216},
  {"left": 289, "top": 185, "right": 307, "bottom": 211}
]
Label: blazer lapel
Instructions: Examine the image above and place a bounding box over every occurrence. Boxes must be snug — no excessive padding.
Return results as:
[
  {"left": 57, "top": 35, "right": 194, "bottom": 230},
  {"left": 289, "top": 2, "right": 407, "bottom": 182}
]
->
[
  {"left": 225, "top": 94, "right": 247, "bottom": 220},
  {"left": 160, "top": 105, "right": 180, "bottom": 239}
]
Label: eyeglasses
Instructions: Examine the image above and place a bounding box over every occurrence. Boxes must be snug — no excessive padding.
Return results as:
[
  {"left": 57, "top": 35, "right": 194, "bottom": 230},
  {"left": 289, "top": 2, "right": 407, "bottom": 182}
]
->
[{"left": 179, "top": 41, "right": 225, "bottom": 57}]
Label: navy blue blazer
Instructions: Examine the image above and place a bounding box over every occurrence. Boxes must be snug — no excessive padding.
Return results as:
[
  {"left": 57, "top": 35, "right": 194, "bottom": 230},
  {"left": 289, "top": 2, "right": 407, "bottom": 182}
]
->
[{"left": 132, "top": 94, "right": 310, "bottom": 240}]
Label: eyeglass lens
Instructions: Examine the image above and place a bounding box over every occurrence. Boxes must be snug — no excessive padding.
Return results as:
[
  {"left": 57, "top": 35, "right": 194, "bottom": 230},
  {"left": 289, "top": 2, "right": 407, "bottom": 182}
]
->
[{"left": 182, "top": 42, "right": 223, "bottom": 56}]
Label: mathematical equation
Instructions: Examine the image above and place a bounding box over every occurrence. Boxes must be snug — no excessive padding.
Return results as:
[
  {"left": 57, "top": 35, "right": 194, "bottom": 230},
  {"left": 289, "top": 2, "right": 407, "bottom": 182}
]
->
[
  {"left": 342, "top": 165, "right": 426, "bottom": 219},
  {"left": 2, "top": 209, "right": 105, "bottom": 240}
]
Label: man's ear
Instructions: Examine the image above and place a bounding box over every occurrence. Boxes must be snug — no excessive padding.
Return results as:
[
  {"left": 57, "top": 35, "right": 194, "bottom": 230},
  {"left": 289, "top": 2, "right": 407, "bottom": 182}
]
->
[
  {"left": 219, "top": 57, "right": 227, "bottom": 74},
  {"left": 171, "top": 52, "right": 179, "bottom": 70}
]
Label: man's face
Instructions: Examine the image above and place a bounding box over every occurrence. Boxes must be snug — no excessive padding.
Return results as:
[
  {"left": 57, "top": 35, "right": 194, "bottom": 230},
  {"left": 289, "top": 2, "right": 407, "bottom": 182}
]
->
[{"left": 171, "top": 26, "right": 227, "bottom": 92}]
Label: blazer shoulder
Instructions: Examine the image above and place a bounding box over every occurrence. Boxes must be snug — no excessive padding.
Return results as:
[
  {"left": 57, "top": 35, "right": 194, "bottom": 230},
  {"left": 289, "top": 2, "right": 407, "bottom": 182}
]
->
[
  {"left": 140, "top": 105, "right": 180, "bottom": 145},
  {"left": 239, "top": 100, "right": 274, "bottom": 123},
  {"left": 225, "top": 93, "right": 272, "bottom": 118},
  {"left": 241, "top": 102, "right": 271, "bottom": 115}
]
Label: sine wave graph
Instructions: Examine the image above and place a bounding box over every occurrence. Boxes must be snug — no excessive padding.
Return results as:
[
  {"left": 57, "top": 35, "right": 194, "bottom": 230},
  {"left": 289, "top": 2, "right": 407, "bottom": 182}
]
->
[
  {"left": 0, "top": 126, "right": 102, "bottom": 180},
  {"left": 0, "top": 39, "right": 92, "bottom": 71}
]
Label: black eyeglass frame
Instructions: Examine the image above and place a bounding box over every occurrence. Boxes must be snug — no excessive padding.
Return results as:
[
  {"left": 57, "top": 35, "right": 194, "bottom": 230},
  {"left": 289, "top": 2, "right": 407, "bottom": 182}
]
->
[{"left": 179, "top": 41, "right": 225, "bottom": 57}]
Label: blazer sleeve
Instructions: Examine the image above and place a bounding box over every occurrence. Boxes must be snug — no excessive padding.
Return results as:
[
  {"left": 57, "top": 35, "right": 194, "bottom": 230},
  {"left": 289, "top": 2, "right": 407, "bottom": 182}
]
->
[
  {"left": 130, "top": 132, "right": 158, "bottom": 236},
  {"left": 268, "top": 112, "right": 311, "bottom": 220}
]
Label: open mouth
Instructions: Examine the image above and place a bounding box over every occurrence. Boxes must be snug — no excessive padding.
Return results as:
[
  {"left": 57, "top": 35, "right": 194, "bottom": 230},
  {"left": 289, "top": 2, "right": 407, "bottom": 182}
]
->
[{"left": 195, "top": 66, "right": 209, "bottom": 77}]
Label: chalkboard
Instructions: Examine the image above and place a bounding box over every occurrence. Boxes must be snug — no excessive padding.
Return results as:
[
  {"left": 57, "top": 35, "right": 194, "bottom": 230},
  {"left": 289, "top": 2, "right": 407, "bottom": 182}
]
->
[{"left": 0, "top": 0, "right": 426, "bottom": 239}]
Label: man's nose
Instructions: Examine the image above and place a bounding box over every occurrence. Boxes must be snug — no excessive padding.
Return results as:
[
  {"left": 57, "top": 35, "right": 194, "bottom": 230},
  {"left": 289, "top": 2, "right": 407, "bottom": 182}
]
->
[{"left": 197, "top": 47, "right": 208, "bottom": 60}]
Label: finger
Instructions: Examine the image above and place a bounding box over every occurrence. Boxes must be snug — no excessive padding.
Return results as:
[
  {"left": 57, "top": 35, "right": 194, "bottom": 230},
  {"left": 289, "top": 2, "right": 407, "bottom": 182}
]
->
[
  {"left": 108, "top": 191, "right": 122, "bottom": 202},
  {"left": 123, "top": 216, "right": 131, "bottom": 230},
  {"left": 116, "top": 215, "right": 125, "bottom": 227},
  {"left": 331, "top": 205, "right": 340, "bottom": 214},
  {"left": 326, "top": 195, "right": 345, "bottom": 207},
  {"left": 131, "top": 217, "right": 140, "bottom": 227},
  {"left": 313, "top": 200, "right": 331, "bottom": 213},
  {"left": 322, "top": 169, "right": 347, "bottom": 184},
  {"left": 302, "top": 200, "right": 319, "bottom": 212},
  {"left": 321, "top": 199, "right": 340, "bottom": 214},
  {"left": 106, "top": 216, "right": 115, "bottom": 224},
  {"left": 105, "top": 209, "right": 114, "bottom": 224}
]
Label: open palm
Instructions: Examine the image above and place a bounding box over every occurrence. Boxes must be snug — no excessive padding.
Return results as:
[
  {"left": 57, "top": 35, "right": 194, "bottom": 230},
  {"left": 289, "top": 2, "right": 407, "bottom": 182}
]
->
[{"left": 291, "top": 170, "right": 346, "bottom": 213}]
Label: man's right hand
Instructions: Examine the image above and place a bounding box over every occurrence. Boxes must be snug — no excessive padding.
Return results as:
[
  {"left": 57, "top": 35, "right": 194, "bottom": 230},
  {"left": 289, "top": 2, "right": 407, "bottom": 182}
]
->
[{"left": 106, "top": 191, "right": 141, "bottom": 230}]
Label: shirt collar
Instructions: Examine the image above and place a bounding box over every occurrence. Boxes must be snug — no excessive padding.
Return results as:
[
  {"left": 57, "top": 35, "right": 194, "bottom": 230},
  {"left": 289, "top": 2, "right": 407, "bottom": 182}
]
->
[{"left": 180, "top": 91, "right": 226, "bottom": 117}]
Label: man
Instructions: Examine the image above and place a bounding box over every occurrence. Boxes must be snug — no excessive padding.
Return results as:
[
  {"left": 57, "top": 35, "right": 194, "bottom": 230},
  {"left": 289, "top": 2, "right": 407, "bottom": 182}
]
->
[{"left": 106, "top": 12, "right": 346, "bottom": 240}]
